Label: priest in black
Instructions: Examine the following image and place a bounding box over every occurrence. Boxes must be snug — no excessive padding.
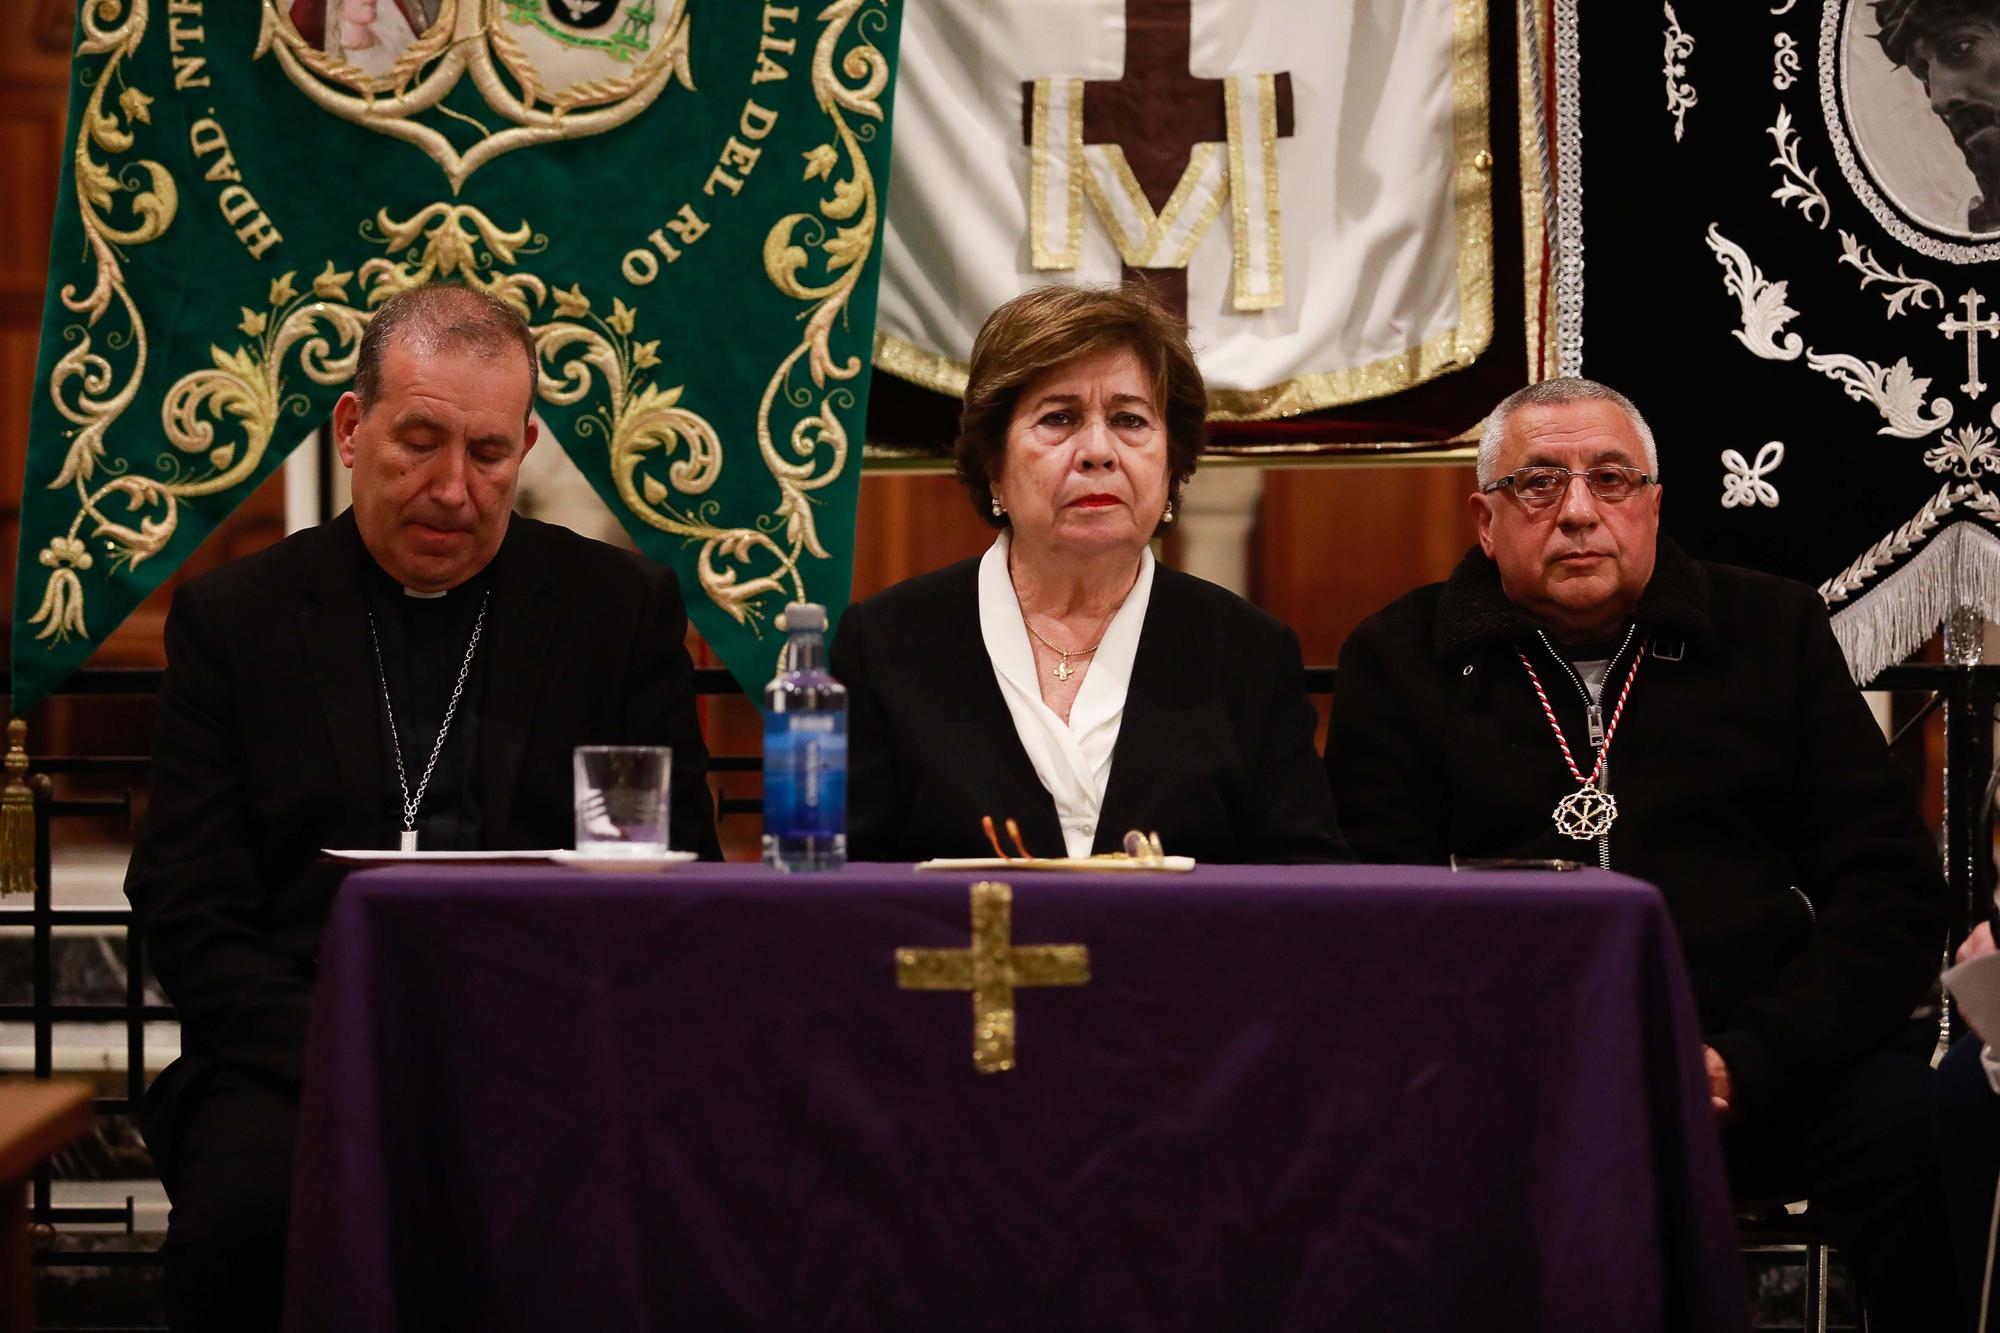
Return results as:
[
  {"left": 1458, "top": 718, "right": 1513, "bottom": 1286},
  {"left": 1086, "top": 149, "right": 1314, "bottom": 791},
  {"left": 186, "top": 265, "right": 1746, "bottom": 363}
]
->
[
  {"left": 832, "top": 283, "right": 1347, "bottom": 866},
  {"left": 125, "top": 283, "right": 721, "bottom": 1331},
  {"left": 1328, "top": 378, "right": 1952, "bottom": 1329}
]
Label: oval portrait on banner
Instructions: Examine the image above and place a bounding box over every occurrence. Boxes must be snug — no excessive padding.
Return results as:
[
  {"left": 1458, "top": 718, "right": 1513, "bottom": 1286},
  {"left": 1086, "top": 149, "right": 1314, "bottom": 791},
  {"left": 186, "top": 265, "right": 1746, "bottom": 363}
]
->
[
  {"left": 494, "top": 0, "right": 686, "bottom": 100},
  {"left": 1835, "top": 0, "right": 2000, "bottom": 243},
  {"left": 285, "top": 0, "right": 446, "bottom": 80},
  {"left": 264, "top": 0, "right": 693, "bottom": 189}
]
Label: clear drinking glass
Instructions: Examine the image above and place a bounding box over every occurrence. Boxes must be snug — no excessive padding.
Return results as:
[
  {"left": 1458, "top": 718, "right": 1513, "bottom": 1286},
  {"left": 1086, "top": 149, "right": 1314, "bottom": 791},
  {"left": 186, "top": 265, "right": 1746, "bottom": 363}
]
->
[{"left": 573, "top": 746, "right": 672, "bottom": 855}]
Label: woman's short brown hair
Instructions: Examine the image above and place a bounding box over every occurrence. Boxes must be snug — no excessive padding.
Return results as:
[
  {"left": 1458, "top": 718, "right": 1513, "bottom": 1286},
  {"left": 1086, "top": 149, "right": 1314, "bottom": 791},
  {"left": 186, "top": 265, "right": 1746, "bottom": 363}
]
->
[{"left": 954, "top": 282, "right": 1206, "bottom": 535}]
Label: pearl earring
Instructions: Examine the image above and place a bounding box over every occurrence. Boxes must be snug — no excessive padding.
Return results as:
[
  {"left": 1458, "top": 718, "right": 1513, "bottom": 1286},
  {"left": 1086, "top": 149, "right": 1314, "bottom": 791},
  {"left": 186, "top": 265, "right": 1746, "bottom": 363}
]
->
[
  {"left": 1162, "top": 502, "right": 1174, "bottom": 524},
  {"left": 991, "top": 497, "right": 1005, "bottom": 517}
]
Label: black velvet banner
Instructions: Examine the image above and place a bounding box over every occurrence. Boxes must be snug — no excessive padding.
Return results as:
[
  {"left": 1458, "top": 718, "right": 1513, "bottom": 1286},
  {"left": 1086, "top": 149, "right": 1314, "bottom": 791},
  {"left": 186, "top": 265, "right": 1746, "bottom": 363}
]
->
[{"left": 1571, "top": 0, "right": 2000, "bottom": 678}]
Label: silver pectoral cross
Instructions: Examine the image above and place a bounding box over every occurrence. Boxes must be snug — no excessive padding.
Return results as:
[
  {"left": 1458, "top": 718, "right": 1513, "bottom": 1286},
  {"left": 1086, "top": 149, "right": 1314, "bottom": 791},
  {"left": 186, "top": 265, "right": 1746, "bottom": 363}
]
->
[{"left": 1940, "top": 289, "right": 2000, "bottom": 399}]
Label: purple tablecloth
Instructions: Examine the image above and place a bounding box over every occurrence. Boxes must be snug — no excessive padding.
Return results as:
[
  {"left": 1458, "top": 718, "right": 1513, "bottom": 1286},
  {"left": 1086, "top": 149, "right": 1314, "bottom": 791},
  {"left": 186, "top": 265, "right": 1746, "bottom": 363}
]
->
[{"left": 284, "top": 863, "right": 1747, "bottom": 1332}]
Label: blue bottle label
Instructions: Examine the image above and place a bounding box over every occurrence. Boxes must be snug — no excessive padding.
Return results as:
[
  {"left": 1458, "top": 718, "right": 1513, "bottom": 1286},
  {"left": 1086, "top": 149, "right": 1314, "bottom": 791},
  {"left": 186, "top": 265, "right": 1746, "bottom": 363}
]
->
[{"left": 763, "top": 712, "right": 847, "bottom": 838}]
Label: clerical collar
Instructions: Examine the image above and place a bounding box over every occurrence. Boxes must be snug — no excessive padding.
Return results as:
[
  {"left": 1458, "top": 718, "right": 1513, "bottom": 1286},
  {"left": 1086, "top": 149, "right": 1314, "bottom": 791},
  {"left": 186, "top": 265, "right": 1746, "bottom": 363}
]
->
[{"left": 358, "top": 549, "right": 491, "bottom": 605}]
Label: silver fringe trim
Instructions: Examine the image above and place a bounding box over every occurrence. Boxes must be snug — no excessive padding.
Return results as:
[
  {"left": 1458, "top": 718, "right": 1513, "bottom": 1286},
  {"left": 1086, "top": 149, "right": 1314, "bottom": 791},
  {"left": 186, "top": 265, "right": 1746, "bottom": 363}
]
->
[
  {"left": 1830, "top": 521, "right": 2000, "bottom": 683},
  {"left": 1552, "top": 0, "right": 1584, "bottom": 376}
]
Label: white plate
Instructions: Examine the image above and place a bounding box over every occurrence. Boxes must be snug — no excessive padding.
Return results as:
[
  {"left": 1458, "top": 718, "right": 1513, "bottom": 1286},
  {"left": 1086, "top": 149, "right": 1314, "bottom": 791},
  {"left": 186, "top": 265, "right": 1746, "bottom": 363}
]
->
[{"left": 547, "top": 848, "right": 700, "bottom": 872}]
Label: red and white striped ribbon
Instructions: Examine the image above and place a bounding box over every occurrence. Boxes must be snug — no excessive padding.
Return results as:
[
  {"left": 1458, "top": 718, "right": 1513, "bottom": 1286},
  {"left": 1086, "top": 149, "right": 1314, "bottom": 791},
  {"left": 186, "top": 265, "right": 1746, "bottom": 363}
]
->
[{"left": 1516, "top": 643, "right": 1646, "bottom": 788}]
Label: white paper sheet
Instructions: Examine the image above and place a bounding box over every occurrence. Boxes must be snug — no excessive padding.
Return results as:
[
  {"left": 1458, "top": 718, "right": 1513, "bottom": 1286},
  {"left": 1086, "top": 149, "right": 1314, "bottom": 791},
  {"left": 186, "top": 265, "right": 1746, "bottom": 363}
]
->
[{"left": 1943, "top": 951, "right": 2000, "bottom": 1043}]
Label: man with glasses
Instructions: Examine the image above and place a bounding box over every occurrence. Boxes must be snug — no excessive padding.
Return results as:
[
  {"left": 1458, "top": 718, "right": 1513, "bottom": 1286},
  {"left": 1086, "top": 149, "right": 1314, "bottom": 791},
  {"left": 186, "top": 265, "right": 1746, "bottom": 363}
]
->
[{"left": 1327, "top": 377, "right": 1953, "bottom": 1327}]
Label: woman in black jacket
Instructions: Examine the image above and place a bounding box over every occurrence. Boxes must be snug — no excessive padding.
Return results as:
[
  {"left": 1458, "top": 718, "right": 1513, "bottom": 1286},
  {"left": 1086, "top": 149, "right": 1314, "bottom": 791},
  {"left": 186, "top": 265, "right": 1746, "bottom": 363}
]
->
[{"left": 831, "top": 283, "right": 1347, "bottom": 865}]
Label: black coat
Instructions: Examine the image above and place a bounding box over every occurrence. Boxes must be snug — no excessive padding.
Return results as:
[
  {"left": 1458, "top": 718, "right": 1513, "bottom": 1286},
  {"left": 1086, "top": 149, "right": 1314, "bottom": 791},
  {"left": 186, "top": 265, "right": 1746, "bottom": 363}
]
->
[
  {"left": 126, "top": 510, "right": 722, "bottom": 1136},
  {"left": 829, "top": 556, "right": 1350, "bottom": 864},
  {"left": 1328, "top": 539, "right": 1946, "bottom": 1123}
]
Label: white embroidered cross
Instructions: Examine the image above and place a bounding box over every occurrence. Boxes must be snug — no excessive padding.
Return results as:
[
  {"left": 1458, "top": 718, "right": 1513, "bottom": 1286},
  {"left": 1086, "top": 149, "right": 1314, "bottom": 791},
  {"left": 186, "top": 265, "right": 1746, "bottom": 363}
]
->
[{"left": 1940, "top": 290, "right": 2000, "bottom": 399}]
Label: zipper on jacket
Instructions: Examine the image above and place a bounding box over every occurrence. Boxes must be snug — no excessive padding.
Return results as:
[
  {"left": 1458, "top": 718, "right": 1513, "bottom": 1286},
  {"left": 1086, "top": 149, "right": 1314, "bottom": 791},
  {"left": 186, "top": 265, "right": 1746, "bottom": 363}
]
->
[
  {"left": 1790, "top": 885, "right": 1816, "bottom": 928},
  {"left": 1535, "top": 626, "right": 1638, "bottom": 871}
]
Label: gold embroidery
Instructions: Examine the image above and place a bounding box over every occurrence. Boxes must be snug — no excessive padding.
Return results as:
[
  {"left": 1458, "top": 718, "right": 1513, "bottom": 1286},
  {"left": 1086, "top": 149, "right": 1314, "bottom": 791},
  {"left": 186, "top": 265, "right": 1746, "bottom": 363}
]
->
[
  {"left": 1226, "top": 79, "right": 1249, "bottom": 288},
  {"left": 1028, "top": 77, "right": 1084, "bottom": 269},
  {"left": 1063, "top": 80, "right": 1085, "bottom": 263},
  {"left": 1258, "top": 73, "right": 1286, "bottom": 308},
  {"left": 1030, "top": 78, "right": 1054, "bottom": 263},
  {"left": 153, "top": 205, "right": 564, "bottom": 565},
  {"left": 870, "top": 328, "right": 969, "bottom": 397},
  {"left": 1080, "top": 141, "right": 1225, "bottom": 269},
  {"left": 34, "top": 0, "right": 891, "bottom": 655},
  {"left": 1036, "top": 77, "right": 1256, "bottom": 284},
  {"left": 1206, "top": 0, "right": 1492, "bottom": 419},
  {"left": 1080, "top": 145, "right": 1142, "bottom": 261},
  {"left": 254, "top": 0, "right": 696, "bottom": 194},
  {"left": 1224, "top": 72, "right": 1285, "bottom": 312},
  {"left": 1447, "top": 0, "right": 1497, "bottom": 371},
  {"left": 31, "top": 0, "right": 178, "bottom": 644},
  {"left": 38, "top": 205, "right": 543, "bottom": 647},
  {"left": 556, "top": 0, "right": 888, "bottom": 632},
  {"left": 873, "top": 0, "right": 1498, "bottom": 427},
  {"left": 895, "top": 880, "right": 1090, "bottom": 1074},
  {"left": 1170, "top": 147, "right": 1230, "bottom": 268}
]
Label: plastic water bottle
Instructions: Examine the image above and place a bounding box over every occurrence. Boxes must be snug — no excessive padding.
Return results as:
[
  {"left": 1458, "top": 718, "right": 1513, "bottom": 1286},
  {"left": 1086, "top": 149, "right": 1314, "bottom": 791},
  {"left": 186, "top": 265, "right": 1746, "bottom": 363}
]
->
[{"left": 762, "top": 602, "right": 848, "bottom": 871}]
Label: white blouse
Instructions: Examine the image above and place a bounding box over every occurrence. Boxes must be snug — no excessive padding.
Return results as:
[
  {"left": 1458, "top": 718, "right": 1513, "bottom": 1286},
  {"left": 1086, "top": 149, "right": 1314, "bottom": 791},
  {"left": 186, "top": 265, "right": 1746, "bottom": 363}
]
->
[{"left": 978, "top": 533, "right": 1156, "bottom": 859}]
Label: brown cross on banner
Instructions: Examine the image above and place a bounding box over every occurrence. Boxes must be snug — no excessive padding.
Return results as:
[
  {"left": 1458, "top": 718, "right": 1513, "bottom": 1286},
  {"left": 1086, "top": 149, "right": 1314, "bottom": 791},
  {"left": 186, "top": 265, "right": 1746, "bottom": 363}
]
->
[
  {"left": 896, "top": 880, "right": 1090, "bottom": 1073},
  {"left": 1022, "top": 0, "right": 1295, "bottom": 315}
]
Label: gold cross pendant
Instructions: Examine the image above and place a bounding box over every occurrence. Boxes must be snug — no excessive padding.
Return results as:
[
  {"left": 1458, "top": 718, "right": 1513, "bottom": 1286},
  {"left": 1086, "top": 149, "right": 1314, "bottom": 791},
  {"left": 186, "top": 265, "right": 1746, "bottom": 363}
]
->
[
  {"left": 1052, "top": 654, "right": 1074, "bottom": 682},
  {"left": 896, "top": 880, "right": 1090, "bottom": 1073}
]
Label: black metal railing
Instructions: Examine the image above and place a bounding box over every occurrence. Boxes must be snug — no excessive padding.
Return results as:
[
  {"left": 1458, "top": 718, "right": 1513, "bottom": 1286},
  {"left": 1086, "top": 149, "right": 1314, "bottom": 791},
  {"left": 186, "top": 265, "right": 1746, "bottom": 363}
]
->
[{"left": 14, "top": 787, "right": 168, "bottom": 1263}]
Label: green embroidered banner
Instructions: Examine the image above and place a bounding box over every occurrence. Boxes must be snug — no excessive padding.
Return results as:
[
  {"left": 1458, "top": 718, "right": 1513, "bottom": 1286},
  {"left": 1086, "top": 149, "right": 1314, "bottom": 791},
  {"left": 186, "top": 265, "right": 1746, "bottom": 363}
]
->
[{"left": 15, "top": 0, "right": 901, "bottom": 712}]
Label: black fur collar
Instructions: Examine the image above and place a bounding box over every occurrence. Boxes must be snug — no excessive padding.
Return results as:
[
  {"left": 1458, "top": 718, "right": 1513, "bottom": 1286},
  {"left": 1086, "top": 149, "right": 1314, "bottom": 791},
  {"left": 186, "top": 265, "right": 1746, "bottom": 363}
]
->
[{"left": 1431, "top": 536, "right": 1715, "bottom": 661}]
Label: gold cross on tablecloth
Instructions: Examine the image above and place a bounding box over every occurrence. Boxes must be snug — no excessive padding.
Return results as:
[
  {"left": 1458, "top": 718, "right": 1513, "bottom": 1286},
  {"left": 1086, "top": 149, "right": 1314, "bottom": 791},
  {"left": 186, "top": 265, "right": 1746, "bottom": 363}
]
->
[{"left": 896, "top": 880, "right": 1090, "bottom": 1073}]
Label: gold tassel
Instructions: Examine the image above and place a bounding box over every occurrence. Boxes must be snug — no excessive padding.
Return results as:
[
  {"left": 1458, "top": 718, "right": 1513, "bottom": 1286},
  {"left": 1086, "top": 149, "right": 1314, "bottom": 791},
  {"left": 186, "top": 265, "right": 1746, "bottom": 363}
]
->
[{"left": 0, "top": 718, "right": 36, "bottom": 897}]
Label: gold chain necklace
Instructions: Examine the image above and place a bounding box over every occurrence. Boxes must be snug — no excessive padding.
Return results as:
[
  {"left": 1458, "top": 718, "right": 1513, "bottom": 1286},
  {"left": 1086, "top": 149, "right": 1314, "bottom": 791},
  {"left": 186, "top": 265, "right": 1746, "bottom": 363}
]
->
[{"left": 1022, "top": 617, "right": 1102, "bottom": 683}]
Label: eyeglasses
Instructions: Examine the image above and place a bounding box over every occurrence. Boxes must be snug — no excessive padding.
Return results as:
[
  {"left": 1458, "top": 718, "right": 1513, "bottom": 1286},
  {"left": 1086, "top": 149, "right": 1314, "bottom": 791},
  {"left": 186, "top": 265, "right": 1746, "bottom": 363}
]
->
[{"left": 1480, "top": 465, "right": 1654, "bottom": 509}]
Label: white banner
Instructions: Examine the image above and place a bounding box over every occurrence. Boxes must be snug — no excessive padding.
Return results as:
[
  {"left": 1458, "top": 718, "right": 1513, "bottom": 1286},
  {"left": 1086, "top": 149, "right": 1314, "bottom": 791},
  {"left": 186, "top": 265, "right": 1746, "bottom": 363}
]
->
[{"left": 875, "top": 0, "right": 1493, "bottom": 420}]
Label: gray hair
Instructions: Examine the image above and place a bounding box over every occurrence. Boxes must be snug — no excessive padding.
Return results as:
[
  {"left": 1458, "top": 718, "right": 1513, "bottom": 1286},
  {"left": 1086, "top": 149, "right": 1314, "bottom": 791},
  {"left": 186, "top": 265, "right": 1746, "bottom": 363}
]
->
[{"left": 1476, "top": 377, "right": 1660, "bottom": 486}]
